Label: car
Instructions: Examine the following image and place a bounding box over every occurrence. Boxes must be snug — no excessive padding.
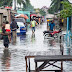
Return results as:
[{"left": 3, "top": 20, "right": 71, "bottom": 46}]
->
[{"left": 14, "top": 18, "right": 26, "bottom": 35}]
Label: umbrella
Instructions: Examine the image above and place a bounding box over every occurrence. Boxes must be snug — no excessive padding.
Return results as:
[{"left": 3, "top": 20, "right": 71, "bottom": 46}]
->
[
  {"left": 23, "top": 14, "right": 29, "bottom": 19},
  {"left": 30, "top": 14, "right": 37, "bottom": 17},
  {"left": 15, "top": 14, "right": 29, "bottom": 19}
]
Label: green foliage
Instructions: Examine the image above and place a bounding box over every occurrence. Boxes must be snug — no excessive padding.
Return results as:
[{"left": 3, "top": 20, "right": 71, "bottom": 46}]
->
[
  {"left": 17, "top": 0, "right": 23, "bottom": 5},
  {"left": 23, "top": 0, "right": 34, "bottom": 11},
  {"left": 0, "top": 0, "right": 12, "bottom": 7},
  {"left": 48, "top": 6, "right": 55, "bottom": 14},
  {"left": 48, "top": 0, "right": 69, "bottom": 14},
  {"left": 39, "top": 9, "right": 46, "bottom": 16},
  {"left": 60, "top": 1, "right": 72, "bottom": 18},
  {"left": 0, "top": 0, "right": 34, "bottom": 11}
]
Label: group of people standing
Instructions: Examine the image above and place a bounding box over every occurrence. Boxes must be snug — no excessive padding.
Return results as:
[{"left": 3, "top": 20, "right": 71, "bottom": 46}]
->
[
  {"left": 1, "top": 18, "right": 37, "bottom": 48},
  {"left": 1, "top": 17, "right": 63, "bottom": 48},
  {"left": 1, "top": 19, "right": 18, "bottom": 48}
]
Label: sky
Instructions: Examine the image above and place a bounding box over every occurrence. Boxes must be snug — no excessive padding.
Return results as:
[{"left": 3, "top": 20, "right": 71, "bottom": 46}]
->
[
  {"left": 30, "top": 0, "right": 51, "bottom": 8},
  {"left": 68, "top": 0, "right": 72, "bottom": 3}
]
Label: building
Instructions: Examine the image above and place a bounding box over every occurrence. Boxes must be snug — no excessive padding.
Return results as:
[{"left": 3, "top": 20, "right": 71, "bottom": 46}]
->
[
  {"left": 0, "top": 8, "right": 11, "bottom": 27},
  {"left": 41, "top": 6, "right": 48, "bottom": 14},
  {"left": 0, "top": 13, "right": 3, "bottom": 27}
]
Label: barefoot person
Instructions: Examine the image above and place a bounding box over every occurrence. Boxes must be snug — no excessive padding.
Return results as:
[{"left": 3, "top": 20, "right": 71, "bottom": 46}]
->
[
  {"left": 10, "top": 19, "right": 17, "bottom": 44},
  {"left": 5, "top": 21, "right": 11, "bottom": 43},
  {"left": 31, "top": 19, "right": 36, "bottom": 34},
  {"left": 48, "top": 20, "right": 55, "bottom": 31},
  {"left": 1, "top": 23, "right": 10, "bottom": 48}
]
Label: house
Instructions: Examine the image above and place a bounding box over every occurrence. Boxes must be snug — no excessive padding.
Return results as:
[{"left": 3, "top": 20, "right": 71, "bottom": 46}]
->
[
  {"left": 41, "top": 6, "right": 48, "bottom": 14},
  {"left": 0, "top": 8, "right": 11, "bottom": 27},
  {"left": 0, "top": 13, "right": 3, "bottom": 27}
]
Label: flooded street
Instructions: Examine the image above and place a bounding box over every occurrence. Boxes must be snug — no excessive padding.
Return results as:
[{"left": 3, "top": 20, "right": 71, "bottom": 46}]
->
[{"left": 0, "top": 22, "right": 72, "bottom": 72}]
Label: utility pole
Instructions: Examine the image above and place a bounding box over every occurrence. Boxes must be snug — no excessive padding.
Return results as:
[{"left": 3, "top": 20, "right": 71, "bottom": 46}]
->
[
  {"left": 14, "top": 0, "right": 16, "bottom": 10},
  {"left": 12, "top": 0, "right": 17, "bottom": 10}
]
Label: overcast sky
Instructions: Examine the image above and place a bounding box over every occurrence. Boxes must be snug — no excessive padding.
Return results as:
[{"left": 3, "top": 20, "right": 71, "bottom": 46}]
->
[
  {"left": 30, "top": 0, "right": 51, "bottom": 8},
  {"left": 68, "top": 0, "right": 72, "bottom": 3}
]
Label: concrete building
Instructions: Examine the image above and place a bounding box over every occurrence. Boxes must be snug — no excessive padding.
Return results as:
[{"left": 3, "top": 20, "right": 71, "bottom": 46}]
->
[
  {"left": 41, "top": 6, "right": 48, "bottom": 14},
  {"left": 0, "top": 8, "right": 11, "bottom": 27},
  {"left": 0, "top": 13, "right": 3, "bottom": 27}
]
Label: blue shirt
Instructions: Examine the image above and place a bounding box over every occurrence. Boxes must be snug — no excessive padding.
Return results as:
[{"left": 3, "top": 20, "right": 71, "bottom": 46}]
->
[{"left": 49, "top": 23, "right": 55, "bottom": 31}]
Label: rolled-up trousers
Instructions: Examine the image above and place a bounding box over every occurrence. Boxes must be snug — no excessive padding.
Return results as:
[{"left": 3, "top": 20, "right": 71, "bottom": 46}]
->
[{"left": 12, "top": 31, "right": 17, "bottom": 43}]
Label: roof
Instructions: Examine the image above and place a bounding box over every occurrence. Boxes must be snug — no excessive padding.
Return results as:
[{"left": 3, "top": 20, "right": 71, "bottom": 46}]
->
[
  {"left": 14, "top": 18, "right": 25, "bottom": 23},
  {"left": 45, "top": 14, "right": 57, "bottom": 19},
  {"left": 5, "top": 6, "right": 12, "bottom": 9}
]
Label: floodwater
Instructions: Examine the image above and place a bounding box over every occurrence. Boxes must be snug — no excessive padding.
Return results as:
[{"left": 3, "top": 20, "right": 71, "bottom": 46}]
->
[{"left": 0, "top": 22, "right": 72, "bottom": 72}]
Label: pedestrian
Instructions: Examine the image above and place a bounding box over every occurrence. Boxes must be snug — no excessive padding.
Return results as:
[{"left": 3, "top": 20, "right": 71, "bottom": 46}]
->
[
  {"left": 10, "top": 18, "right": 18, "bottom": 44},
  {"left": 1, "top": 22, "right": 10, "bottom": 48},
  {"left": 31, "top": 19, "right": 36, "bottom": 34},
  {"left": 59, "top": 19, "right": 63, "bottom": 30},
  {"left": 38, "top": 17, "right": 41, "bottom": 25},
  {"left": 48, "top": 20, "right": 55, "bottom": 31},
  {"left": 36, "top": 18, "right": 38, "bottom": 25},
  {"left": 5, "top": 21, "right": 11, "bottom": 43}
]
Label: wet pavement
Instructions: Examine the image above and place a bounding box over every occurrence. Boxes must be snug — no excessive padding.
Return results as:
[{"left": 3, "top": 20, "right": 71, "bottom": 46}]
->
[{"left": 0, "top": 22, "right": 72, "bottom": 72}]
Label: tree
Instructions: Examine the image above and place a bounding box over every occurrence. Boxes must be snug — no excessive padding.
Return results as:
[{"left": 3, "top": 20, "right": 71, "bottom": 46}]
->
[
  {"left": 17, "top": 0, "right": 34, "bottom": 11},
  {"left": 48, "top": 6, "right": 55, "bottom": 14},
  {"left": 39, "top": 9, "right": 46, "bottom": 16},
  {"left": 22, "top": 0, "right": 34, "bottom": 11},
  {"left": 48, "top": 0, "right": 69, "bottom": 14},
  {"left": 0, "top": 0, "right": 12, "bottom": 7},
  {"left": 60, "top": 1, "right": 72, "bottom": 18},
  {"left": 0, "top": 0, "right": 34, "bottom": 11}
]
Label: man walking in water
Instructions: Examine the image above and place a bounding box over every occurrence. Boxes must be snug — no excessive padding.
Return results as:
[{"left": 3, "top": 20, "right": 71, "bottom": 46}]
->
[
  {"left": 31, "top": 19, "right": 36, "bottom": 34},
  {"left": 48, "top": 20, "right": 55, "bottom": 31},
  {"left": 10, "top": 19, "right": 17, "bottom": 44}
]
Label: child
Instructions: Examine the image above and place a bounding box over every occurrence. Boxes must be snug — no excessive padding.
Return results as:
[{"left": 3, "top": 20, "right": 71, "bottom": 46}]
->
[{"left": 1, "top": 22, "right": 10, "bottom": 48}]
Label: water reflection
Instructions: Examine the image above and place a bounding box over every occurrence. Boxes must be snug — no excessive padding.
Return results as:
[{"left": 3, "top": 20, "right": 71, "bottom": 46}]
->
[
  {"left": 31, "top": 34, "right": 36, "bottom": 43},
  {"left": 48, "top": 39, "right": 56, "bottom": 46},
  {"left": 1, "top": 49, "right": 11, "bottom": 71},
  {"left": 20, "top": 35, "right": 26, "bottom": 41},
  {"left": 1, "top": 22, "right": 71, "bottom": 72}
]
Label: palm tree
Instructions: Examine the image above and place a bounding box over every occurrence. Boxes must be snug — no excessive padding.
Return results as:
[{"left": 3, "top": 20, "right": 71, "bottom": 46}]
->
[
  {"left": 17, "top": 0, "right": 30, "bottom": 7},
  {"left": 50, "top": 0, "right": 69, "bottom": 12},
  {"left": 0, "top": 0, "right": 12, "bottom": 7},
  {"left": 0, "top": 0, "right": 33, "bottom": 11}
]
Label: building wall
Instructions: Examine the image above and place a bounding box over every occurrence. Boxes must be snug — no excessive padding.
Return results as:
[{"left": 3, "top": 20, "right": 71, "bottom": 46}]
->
[
  {"left": 0, "top": 8, "right": 11, "bottom": 23},
  {"left": 0, "top": 14, "right": 3, "bottom": 27}
]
